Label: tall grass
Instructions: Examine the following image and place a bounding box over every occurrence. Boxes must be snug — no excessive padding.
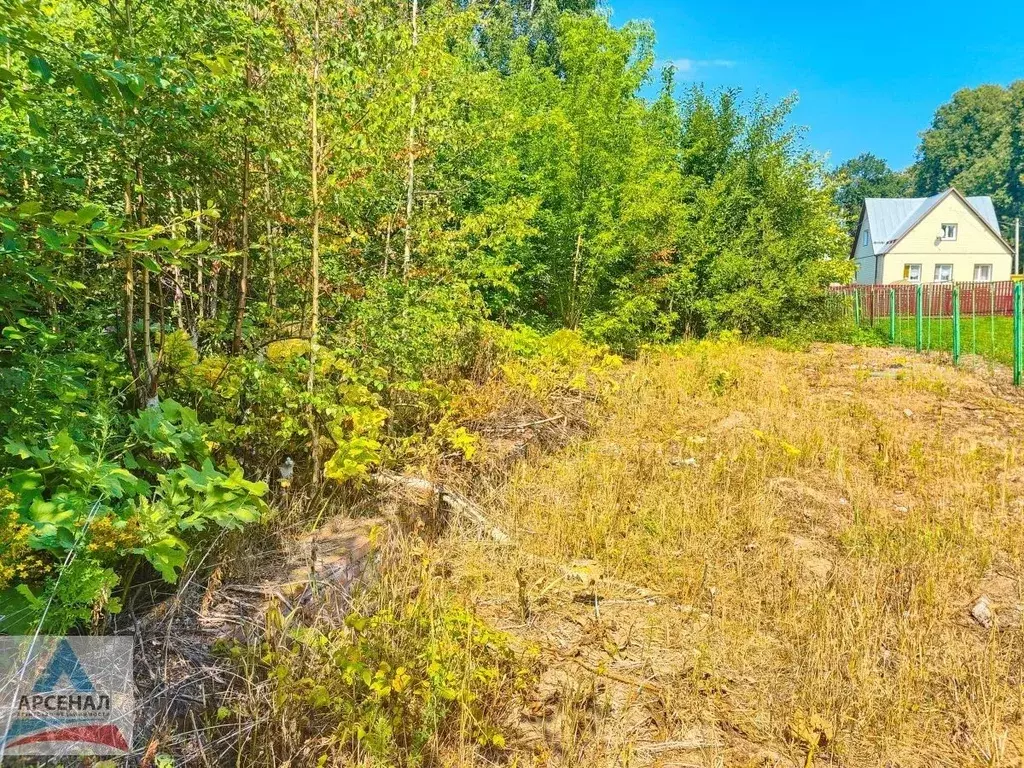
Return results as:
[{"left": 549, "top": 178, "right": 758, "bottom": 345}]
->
[{"left": 453, "top": 338, "right": 1024, "bottom": 766}]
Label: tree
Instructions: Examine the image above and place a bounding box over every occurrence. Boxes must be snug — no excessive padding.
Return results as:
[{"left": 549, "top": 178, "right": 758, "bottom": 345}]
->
[
  {"left": 831, "top": 153, "right": 911, "bottom": 236},
  {"left": 912, "top": 83, "right": 1023, "bottom": 235},
  {"left": 0, "top": 0, "right": 853, "bottom": 635},
  {"left": 1007, "top": 82, "right": 1024, "bottom": 228}
]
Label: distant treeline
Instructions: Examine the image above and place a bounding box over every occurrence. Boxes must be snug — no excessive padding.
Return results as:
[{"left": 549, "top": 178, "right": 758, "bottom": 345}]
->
[{"left": 833, "top": 82, "right": 1024, "bottom": 238}]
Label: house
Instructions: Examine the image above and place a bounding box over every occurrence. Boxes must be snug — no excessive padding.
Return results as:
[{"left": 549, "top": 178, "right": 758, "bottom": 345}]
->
[{"left": 851, "top": 188, "right": 1014, "bottom": 285}]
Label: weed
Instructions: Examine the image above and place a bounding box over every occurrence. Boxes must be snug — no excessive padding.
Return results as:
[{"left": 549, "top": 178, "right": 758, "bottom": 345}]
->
[{"left": 223, "top": 543, "right": 538, "bottom": 767}]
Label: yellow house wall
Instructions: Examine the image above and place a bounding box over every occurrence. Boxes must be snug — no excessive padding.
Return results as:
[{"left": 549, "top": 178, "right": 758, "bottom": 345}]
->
[{"left": 882, "top": 195, "right": 1011, "bottom": 284}]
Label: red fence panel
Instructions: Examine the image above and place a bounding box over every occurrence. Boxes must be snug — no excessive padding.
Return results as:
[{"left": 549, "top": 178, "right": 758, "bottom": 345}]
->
[{"left": 830, "top": 281, "right": 1016, "bottom": 318}]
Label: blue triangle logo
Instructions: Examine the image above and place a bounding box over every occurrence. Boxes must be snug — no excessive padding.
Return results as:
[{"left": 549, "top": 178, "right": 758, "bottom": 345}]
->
[{"left": 32, "top": 639, "right": 94, "bottom": 693}]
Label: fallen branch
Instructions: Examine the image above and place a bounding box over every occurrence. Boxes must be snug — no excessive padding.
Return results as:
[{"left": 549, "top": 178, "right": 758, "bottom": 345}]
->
[
  {"left": 372, "top": 471, "right": 511, "bottom": 543},
  {"left": 635, "top": 736, "right": 720, "bottom": 753},
  {"left": 482, "top": 414, "right": 566, "bottom": 433},
  {"left": 570, "top": 657, "right": 663, "bottom": 694}
]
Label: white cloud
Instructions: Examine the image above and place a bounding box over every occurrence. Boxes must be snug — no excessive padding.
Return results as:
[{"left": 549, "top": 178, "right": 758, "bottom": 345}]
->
[{"left": 660, "top": 58, "right": 737, "bottom": 78}]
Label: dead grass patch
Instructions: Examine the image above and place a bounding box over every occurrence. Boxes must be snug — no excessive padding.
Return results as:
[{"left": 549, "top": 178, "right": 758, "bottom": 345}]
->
[{"left": 447, "top": 339, "right": 1024, "bottom": 767}]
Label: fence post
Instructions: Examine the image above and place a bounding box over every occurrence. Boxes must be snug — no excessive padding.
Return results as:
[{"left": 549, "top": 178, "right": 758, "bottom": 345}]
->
[
  {"left": 1015, "top": 282, "right": 1022, "bottom": 387},
  {"left": 915, "top": 284, "right": 923, "bottom": 353},
  {"left": 889, "top": 288, "right": 896, "bottom": 343},
  {"left": 952, "top": 285, "right": 960, "bottom": 365},
  {"left": 853, "top": 289, "right": 861, "bottom": 327}
]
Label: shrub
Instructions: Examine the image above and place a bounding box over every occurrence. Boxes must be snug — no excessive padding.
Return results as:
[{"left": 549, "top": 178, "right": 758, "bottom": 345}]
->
[
  {"left": 0, "top": 401, "right": 268, "bottom": 633},
  {"left": 224, "top": 555, "right": 537, "bottom": 766}
]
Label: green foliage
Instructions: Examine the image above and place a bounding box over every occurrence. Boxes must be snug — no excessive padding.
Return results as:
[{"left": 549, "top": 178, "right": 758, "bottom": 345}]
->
[
  {"left": 0, "top": 0, "right": 852, "bottom": 635},
  {"left": 486, "top": 325, "right": 624, "bottom": 398},
  {"left": 168, "top": 340, "right": 391, "bottom": 484},
  {"left": 830, "top": 153, "right": 913, "bottom": 236},
  {"left": 912, "top": 81, "right": 1024, "bottom": 234},
  {"left": 0, "top": 401, "right": 267, "bottom": 633},
  {"left": 227, "top": 578, "right": 535, "bottom": 765},
  {"left": 782, "top": 317, "right": 889, "bottom": 348}
]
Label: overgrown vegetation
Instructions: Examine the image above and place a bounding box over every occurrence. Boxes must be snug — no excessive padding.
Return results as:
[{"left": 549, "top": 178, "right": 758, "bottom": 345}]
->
[
  {"left": 0, "top": 0, "right": 850, "bottom": 631},
  {"left": 221, "top": 542, "right": 538, "bottom": 766},
  {"left": 10, "top": 0, "right": 1024, "bottom": 763}
]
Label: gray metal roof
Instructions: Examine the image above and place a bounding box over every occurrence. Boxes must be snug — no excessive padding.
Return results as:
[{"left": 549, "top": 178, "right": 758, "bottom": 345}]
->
[{"left": 862, "top": 190, "right": 1003, "bottom": 255}]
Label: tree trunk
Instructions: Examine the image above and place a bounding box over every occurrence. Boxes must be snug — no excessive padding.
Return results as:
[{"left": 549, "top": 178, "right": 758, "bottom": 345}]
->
[
  {"left": 568, "top": 231, "right": 583, "bottom": 329},
  {"left": 124, "top": 180, "right": 140, "bottom": 393},
  {"left": 166, "top": 157, "right": 184, "bottom": 330},
  {"left": 194, "top": 187, "right": 205, "bottom": 343},
  {"left": 210, "top": 258, "right": 219, "bottom": 320},
  {"left": 264, "top": 154, "right": 276, "bottom": 311},
  {"left": 233, "top": 133, "right": 251, "bottom": 355},
  {"left": 143, "top": 267, "right": 152, "bottom": 390},
  {"left": 402, "top": 0, "right": 418, "bottom": 280},
  {"left": 383, "top": 210, "right": 395, "bottom": 278},
  {"left": 137, "top": 162, "right": 157, "bottom": 401},
  {"left": 233, "top": 51, "right": 255, "bottom": 355},
  {"left": 307, "top": 2, "right": 322, "bottom": 486}
]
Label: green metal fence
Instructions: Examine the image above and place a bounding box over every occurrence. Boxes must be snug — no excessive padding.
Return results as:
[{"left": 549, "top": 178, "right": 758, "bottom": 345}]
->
[{"left": 834, "top": 280, "right": 1024, "bottom": 385}]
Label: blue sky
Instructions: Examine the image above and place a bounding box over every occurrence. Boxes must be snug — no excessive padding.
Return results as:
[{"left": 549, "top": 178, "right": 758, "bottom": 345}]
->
[{"left": 609, "top": 0, "right": 1024, "bottom": 170}]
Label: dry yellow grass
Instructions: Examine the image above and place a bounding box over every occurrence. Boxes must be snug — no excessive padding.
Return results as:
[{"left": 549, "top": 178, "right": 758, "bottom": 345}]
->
[{"left": 448, "top": 339, "right": 1024, "bottom": 767}]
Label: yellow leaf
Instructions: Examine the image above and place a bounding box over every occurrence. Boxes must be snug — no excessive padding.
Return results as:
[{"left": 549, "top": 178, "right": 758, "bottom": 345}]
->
[{"left": 566, "top": 559, "right": 603, "bottom": 588}]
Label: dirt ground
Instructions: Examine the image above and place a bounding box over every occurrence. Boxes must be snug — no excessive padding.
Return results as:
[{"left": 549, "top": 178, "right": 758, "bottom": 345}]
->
[{"left": 443, "top": 342, "right": 1024, "bottom": 767}]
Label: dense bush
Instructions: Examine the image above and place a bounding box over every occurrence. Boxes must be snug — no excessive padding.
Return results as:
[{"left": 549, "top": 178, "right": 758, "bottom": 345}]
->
[{"left": 0, "top": 0, "right": 850, "bottom": 631}]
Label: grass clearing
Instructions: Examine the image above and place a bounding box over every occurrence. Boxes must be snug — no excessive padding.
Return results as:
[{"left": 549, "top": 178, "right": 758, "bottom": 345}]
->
[
  {"left": 446, "top": 339, "right": 1024, "bottom": 766},
  {"left": 864, "top": 314, "right": 1016, "bottom": 368}
]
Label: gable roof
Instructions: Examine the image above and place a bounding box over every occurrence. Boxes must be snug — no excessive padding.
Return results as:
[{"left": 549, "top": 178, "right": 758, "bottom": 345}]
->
[{"left": 858, "top": 188, "right": 1010, "bottom": 256}]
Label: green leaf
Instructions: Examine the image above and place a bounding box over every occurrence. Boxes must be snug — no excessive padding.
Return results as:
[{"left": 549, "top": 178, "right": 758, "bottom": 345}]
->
[
  {"left": 101, "top": 68, "right": 127, "bottom": 84},
  {"left": 86, "top": 235, "right": 113, "bottom": 255},
  {"left": 27, "top": 112, "right": 47, "bottom": 137},
  {"left": 16, "top": 201, "right": 42, "bottom": 215},
  {"left": 139, "top": 537, "right": 188, "bottom": 583},
  {"left": 181, "top": 240, "right": 212, "bottom": 255},
  {"left": 28, "top": 56, "right": 52, "bottom": 82},
  {"left": 4, "top": 440, "right": 48, "bottom": 461},
  {"left": 72, "top": 70, "right": 105, "bottom": 103},
  {"left": 0, "top": 588, "right": 38, "bottom": 634},
  {"left": 125, "top": 73, "right": 146, "bottom": 97},
  {"left": 38, "top": 227, "right": 64, "bottom": 251},
  {"left": 75, "top": 203, "right": 104, "bottom": 225}
]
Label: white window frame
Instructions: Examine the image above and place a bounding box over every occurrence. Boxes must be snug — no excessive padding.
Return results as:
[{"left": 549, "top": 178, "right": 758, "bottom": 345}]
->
[
  {"left": 934, "top": 264, "right": 953, "bottom": 283},
  {"left": 941, "top": 223, "right": 958, "bottom": 241},
  {"left": 904, "top": 263, "right": 922, "bottom": 283},
  {"left": 974, "top": 264, "right": 992, "bottom": 283},
  {"left": 862, "top": 229, "right": 870, "bottom": 247}
]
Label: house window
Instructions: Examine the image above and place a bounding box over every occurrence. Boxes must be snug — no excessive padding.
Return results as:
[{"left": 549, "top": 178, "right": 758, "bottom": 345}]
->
[
  {"left": 862, "top": 230, "right": 870, "bottom": 247},
  {"left": 941, "top": 223, "right": 958, "bottom": 241},
  {"left": 974, "top": 264, "right": 992, "bottom": 282},
  {"left": 904, "top": 264, "right": 922, "bottom": 283},
  {"left": 934, "top": 264, "right": 953, "bottom": 282}
]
